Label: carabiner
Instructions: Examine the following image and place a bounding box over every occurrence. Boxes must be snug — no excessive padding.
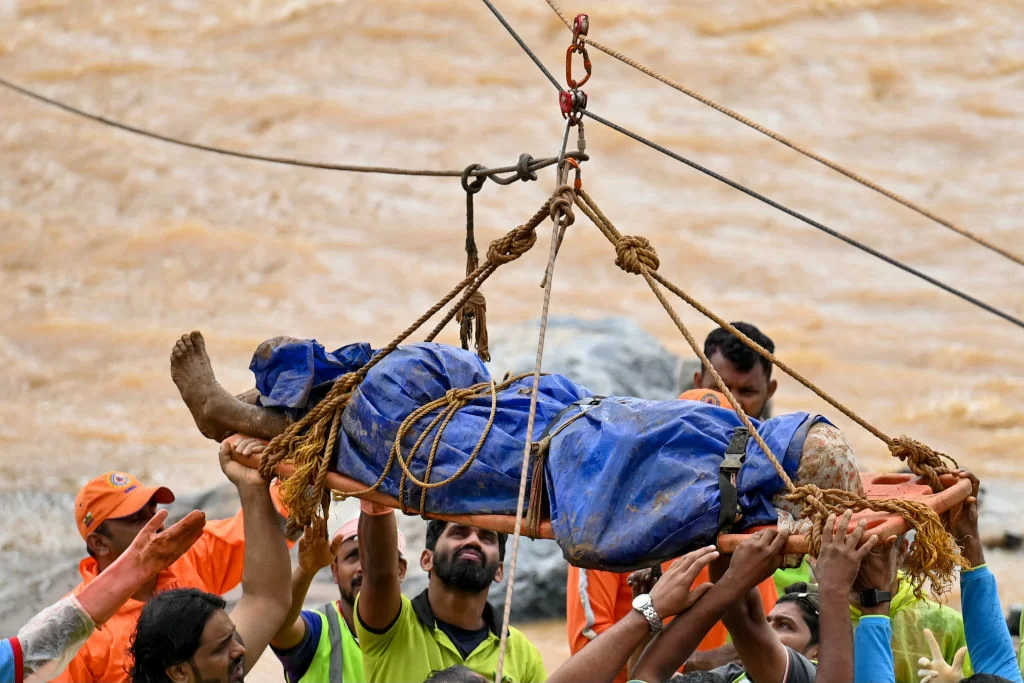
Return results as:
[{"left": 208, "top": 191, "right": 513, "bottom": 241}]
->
[
  {"left": 564, "top": 157, "right": 582, "bottom": 191},
  {"left": 565, "top": 43, "right": 592, "bottom": 89}
]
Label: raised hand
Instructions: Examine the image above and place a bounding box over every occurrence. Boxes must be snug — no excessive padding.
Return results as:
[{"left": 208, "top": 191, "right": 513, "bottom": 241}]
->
[
  {"left": 130, "top": 508, "right": 207, "bottom": 578},
  {"left": 627, "top": 565, "right": 662, "bottom": 600},
  {"left": 76, "top": 508, "right": 206, "bottom": 625},
  {"left": 648, "top": 546, "right": 718, "bottom": 617},
  {"left": 951, "top": 470, "right": 983, "bottom": 567},
  {"left": 722, "top": 528, "right": 790, "bottom": 590},
  {"left": 917, "top": 628, "right": 966, "bottom": 683},
  {"left": 853, "top": 535, "right": 900, "bottom": 598},
  {"left": 815, "top": 510, "right": 878, "bottom": 594},
  {"left": 298, "top": 519, "right": 334, "bottom": 576},
  {"left": 219, "top": 433, "right": 271, "bottom": 488}
]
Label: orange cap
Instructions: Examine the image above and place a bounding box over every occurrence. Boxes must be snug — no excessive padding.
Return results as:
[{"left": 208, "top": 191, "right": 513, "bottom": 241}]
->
[
  {"left": 75, "top": 471, "right": 175, "bottom": 540},
  {"left": 678, "top": 388, "right": 735, "bottom": 410}
]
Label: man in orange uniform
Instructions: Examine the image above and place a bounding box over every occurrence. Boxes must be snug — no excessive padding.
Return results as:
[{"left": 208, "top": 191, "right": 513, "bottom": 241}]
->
[{"left": 53, "top": 469, "right": 288, "bottom": 683}]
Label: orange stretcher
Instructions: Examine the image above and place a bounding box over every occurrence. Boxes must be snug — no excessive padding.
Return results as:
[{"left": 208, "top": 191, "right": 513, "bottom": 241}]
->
[{"left": 232, "top": 445, "right": 971, "bottom": 556}]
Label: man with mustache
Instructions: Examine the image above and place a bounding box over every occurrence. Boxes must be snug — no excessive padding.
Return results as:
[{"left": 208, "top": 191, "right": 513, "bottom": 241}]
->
[
  {"left": 355, "top": 502, "right": 546, "bottom": 682},
  {"left": 269, "top": 517, "right": 409, "bottom": 683}
]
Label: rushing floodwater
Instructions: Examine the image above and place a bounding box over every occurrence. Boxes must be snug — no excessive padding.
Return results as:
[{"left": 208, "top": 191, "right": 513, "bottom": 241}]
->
[{"left": 1, "top": 0, "right": 1022, "bottom": 652}]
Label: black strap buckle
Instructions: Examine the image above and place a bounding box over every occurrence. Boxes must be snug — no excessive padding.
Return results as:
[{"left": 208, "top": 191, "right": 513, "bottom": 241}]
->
[{"left": 718, "top": 427, "right": 749, "bottom": 532}]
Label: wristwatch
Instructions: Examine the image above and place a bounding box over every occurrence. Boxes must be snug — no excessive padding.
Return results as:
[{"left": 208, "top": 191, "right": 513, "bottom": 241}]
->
[
  {"left": 859, "top": 589, "right": 893, "bottom": 607},
  {"left": 632, "top": 594, "right": 663, "bottom": 635}
]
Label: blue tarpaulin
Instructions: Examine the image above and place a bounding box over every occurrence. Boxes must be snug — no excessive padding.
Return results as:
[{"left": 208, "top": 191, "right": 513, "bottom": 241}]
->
[{"left": 253, "top": 340, "right": 821, "bottom": 569}]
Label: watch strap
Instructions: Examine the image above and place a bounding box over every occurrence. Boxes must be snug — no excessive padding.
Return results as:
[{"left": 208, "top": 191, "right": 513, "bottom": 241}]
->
[{"left": 859, "top": 589, "right": 893, "bottom": 607}]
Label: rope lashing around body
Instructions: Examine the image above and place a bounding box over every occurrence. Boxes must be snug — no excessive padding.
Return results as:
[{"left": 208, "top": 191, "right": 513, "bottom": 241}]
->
[
  {"left": 571, "top": 188, "right": 966, "bottom": 595},
  {"left": 258, "top": 195, "right": 558, "bottom": 530},
  {"left": 539, "top": 0, "right": 1024, "bottom": 270}
]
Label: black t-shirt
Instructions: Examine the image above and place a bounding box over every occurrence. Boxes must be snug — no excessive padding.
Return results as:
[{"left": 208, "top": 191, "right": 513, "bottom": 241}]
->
[
  {"left": 709, "top": 648, "right": 817, "bottom": 683},
  {"left": 436, "top": 618, "right": 491, "bottom": 659}
]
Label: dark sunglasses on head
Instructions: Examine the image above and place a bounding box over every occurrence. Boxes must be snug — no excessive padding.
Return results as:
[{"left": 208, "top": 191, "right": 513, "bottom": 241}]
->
[{"left": 780, "top": 592, "right": 821, "bottom": 616}]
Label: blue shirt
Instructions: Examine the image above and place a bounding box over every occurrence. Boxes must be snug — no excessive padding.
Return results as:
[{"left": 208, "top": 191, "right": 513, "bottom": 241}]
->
[
  {"left": 1, "top": 638, "right": 22, "bottom": 683},
  {"left": 854, "top": 616, "right": 894, "bottom": 683},
  {"left": 271, "top": 610, "right": 324, "bottom": 683},
  {"left": 854, "top": 566, "right": 1024, "bottom": 683},
  {"left": 961, "top": 565, "right": 1022, "bottom": 682}
]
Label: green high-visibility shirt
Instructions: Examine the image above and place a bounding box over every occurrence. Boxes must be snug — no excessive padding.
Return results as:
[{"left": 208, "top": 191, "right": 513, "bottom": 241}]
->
[{"left": 355, "top": 590, "right": 546, "bottom": 683}]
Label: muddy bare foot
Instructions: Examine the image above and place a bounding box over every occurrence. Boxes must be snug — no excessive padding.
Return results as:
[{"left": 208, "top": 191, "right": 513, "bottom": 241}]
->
[
  {"left": 171, "top": 331, "right": 237, "bottom": 440},
  {"left": 171, "top": 331, "right": 293, "bottom": 442}
]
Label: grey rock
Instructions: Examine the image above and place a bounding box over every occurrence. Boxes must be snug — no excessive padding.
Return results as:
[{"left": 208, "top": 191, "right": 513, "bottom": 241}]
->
[
  {"left": 487, "top": 317, "right": 689, "bottom": 400},
  {"left": 166, "top": 483, "right": 241, "bottom": 524}
]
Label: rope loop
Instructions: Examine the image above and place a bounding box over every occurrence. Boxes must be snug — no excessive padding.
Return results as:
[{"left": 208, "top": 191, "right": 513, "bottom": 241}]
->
[
  {"left": 461, "top": 164, "right": 487, "bottom": 194},
  {"left": 614, "top": 235, "right": 660, "bottom": 274}
]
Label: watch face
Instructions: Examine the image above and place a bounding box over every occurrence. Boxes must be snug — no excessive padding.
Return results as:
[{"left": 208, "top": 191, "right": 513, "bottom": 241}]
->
[{"left": 632, "top": 594, "right": 650, "bottom": 610}]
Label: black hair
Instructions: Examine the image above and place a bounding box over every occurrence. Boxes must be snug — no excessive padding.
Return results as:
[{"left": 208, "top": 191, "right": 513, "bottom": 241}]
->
[
  {"left": 423, "top": 665, "right": 488, "bottom": 683},
  {"left": 129, "top": 588, "right": 227, "bottom": 683},
  {"left": 703, "top": 322, "right": 774, "bottom": 379},
  {"left": 778, "top": 582, "right": 821, "bottom": 646},
  {"left": 962, "top": 677, "right": 1016, "bottom": 683},
  {"left": 673, "top": 673, "right": 725, "bottom": 683},
  {"left": 425, "top": 520, "right": 508, "bottom": 561}
]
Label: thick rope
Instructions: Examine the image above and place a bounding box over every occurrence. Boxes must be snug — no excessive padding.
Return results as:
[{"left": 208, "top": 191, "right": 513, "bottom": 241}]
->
[
  {"left": 1, "top": 73, "right": 598, "bottom": 181},
  {"left": 576, "top": 187, "right": 956, "bottom": 489},
  {"left": 573, "top": 188, "right": 965, "bottom": 594},
  {"left": 495, "top": 186, "right": 576, "bottom": 683},
  {"left": 458, "top": 166, "right": 491, "bottom": 361},
  {"left": 541, "top": 0, "right": 1024, "bottom": 269},
  {"left": 260, "top": 197, "right": 556, "bottom": 529}
]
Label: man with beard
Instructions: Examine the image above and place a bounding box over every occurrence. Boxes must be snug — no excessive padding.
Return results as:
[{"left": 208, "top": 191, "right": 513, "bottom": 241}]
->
[
  {"left": 269, "top": 516, "right": 409, "bottom": 683},
  {"left": 127, "top": 436, "right": 291, "bottom": 683},
  {"left": 355, "top": 501, "right": 546, "bottom": 682}
]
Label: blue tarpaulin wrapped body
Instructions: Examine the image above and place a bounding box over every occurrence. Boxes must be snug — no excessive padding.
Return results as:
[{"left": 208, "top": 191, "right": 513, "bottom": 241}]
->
[{"left": 253, "top": 340, "right": 822, "bottom": 570}]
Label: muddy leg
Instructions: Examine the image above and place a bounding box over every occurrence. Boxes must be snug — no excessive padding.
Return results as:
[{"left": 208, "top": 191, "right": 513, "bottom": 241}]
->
[
  {"left": 170, "top": 331, "right": 292, "bottom": 441},
  {"left": 236, "top": 388, "right": 261, "bottom": 405}
]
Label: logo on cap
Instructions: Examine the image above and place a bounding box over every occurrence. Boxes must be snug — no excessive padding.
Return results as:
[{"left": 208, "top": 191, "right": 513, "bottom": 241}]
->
[
  {"left": 83, "top": 511, "right": 94, "bottom": 528},
  {"left": 109, "top": 472, "right": 131, "bottom": 488},
  {"left": 698, "top": 392, "right": 722, "bottom": 406}
]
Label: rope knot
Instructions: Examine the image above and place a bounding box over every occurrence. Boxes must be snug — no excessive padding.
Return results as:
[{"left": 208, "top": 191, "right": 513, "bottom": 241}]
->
[
  {"left": 457, "top": 291, "right": 490, "bottom": 362},
  {"left": 784, "top": 484, "right": 827, "bottom": 516},
  {"left": 889, "top": 436, "right": 956, "bottom": 491},
  {"left": 444, "top": 387, "right": 478, "bottom": 406},
  {"left": 614, "top": 235, "right": 660, "bottom": 274},
  {"left": 549, "top": 184, "right": 576, "bottom": 229},
  {"left": 515, "top": 153, "right": 538, "bottom": 182},
  {"left": 487, "top": 225, "right": 538, "bottom": 264}
]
